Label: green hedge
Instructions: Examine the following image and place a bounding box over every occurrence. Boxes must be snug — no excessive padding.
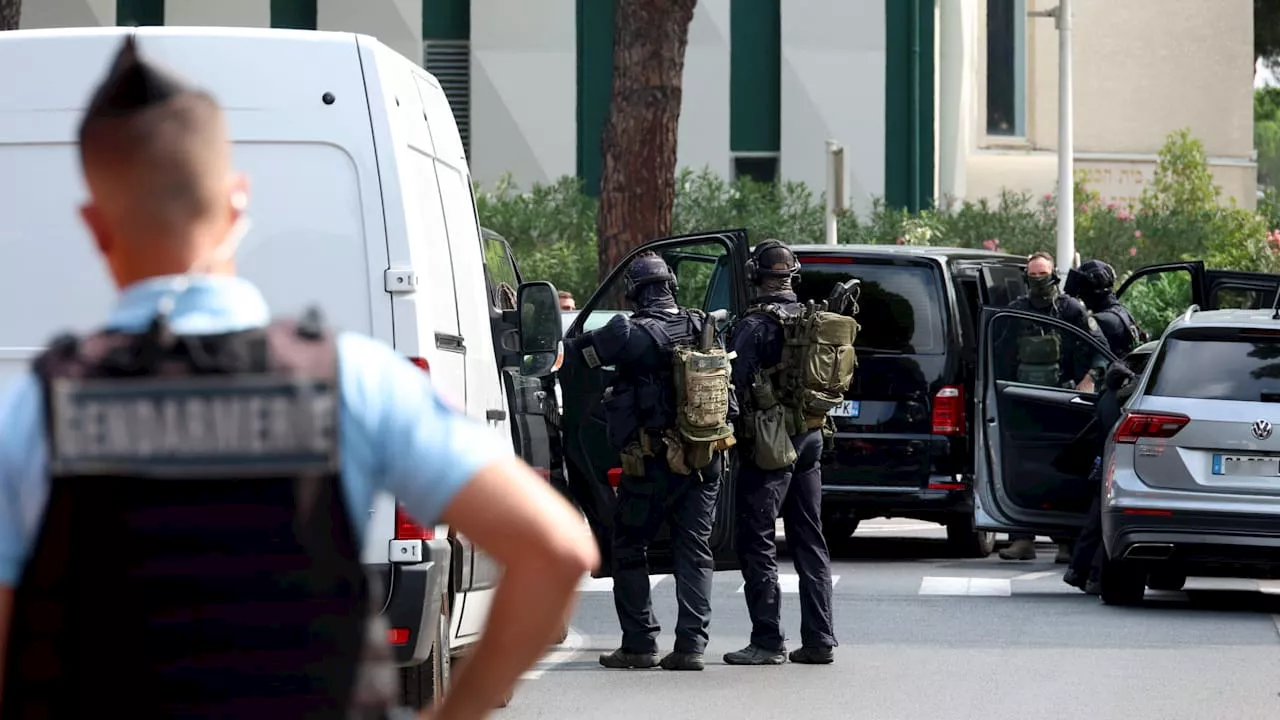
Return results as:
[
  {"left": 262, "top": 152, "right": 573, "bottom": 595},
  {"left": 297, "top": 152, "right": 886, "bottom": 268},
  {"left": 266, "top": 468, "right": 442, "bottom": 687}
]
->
[{"left": 477, "top": 129, "right": 1277, "bottom": 337}]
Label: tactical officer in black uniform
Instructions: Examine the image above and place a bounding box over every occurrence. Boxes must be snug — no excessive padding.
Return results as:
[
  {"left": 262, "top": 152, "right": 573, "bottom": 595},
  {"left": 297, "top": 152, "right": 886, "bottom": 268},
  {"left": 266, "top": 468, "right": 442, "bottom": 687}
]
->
[
  {"left": 1063, "top": 361, "right": 1139, "bottom": 594},
  {"left": 724, "top": 241, "right": 837, "bottom": 666},
  {"left": 1065, "top": 259, "right": 1145, "bottom": 357},
  {"left": 562, "top": 253, "right": 732, "bottom": 672},
  {"left": 998, "top": 252, "right": 1109, "bottom": 563}
]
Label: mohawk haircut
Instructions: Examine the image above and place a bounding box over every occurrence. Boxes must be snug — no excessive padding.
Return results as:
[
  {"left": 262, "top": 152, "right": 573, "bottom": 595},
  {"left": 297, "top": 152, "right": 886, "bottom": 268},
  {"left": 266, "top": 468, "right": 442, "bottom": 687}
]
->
[{"left": 77, "top": 35, "right": 230, "bottom": 232}]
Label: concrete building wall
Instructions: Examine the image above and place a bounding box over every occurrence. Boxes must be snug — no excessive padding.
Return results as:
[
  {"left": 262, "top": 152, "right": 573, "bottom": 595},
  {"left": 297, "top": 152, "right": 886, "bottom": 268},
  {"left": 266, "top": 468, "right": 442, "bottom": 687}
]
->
[
  {"left": 780, "top": 0, "right": 886, "bottom": 214},
  {"left": 166, "top": 0, "right": 270, "bottom": 27},
  {"left": 468, "top": 0, "right": 575, "bottom": 188},
  {"left": 677, "top": 0, "right": 731, "bottom": 179},
  {"left": 317, "top": 0, "right": 422, "bottom": 69},
  {"left": 20, "top": 0, "right": 115, "bottom": 29}
]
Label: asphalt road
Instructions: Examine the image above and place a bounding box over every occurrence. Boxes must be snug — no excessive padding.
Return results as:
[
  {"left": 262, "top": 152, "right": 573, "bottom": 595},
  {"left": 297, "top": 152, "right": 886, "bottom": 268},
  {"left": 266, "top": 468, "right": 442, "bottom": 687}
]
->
[{"left": 501, "top": 519, "right": 1280, "bottom": 720}]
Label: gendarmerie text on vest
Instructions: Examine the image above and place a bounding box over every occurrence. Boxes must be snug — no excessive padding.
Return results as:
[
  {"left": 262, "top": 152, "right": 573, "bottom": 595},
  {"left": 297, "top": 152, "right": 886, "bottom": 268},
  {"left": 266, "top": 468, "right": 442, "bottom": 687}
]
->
[{"left": 49, "top": 379, "right": 336, "bottom": 461}]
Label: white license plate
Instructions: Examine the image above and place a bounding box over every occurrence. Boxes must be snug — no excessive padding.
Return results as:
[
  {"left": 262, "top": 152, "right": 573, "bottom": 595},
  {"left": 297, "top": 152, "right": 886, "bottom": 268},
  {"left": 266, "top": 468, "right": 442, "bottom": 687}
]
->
[
  {"left": 829, "top": 400, "right": 860, "bottom": 418},
  {"left": 1213, "top": 454, "right": 1280, "bottom": 476}
]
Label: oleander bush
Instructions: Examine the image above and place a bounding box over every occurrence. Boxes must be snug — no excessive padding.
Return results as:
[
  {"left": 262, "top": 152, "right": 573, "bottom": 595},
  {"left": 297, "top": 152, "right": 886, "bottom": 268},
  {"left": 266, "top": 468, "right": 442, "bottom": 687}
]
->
[{"left": 476, "top": 129, "right": 1278, "bottom": 339}]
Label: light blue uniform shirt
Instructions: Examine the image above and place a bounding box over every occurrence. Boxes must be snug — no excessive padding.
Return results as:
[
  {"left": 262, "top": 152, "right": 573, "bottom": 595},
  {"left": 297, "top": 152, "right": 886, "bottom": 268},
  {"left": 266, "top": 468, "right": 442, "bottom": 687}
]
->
[{"left": 0, "top": 274, "right": 508, "bottom": 586}]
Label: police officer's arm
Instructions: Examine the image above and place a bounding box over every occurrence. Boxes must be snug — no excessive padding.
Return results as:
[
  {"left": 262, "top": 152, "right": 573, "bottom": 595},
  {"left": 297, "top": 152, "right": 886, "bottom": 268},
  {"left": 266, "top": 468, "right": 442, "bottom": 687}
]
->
[
  {"left": 1064, "top": 301, "right": 1107, "bottom": 391},
  {"left": 338, "top": 334, "right": 598, "bottom": 719},
  {"left": 729, "top": 315, "right": 770, "bottom": 410},
  {"left": 0, "top": 374, "right": 42, "bottom": 711},
  {"left": 561, "top": 314, "right": 644, "bottom": 370}
]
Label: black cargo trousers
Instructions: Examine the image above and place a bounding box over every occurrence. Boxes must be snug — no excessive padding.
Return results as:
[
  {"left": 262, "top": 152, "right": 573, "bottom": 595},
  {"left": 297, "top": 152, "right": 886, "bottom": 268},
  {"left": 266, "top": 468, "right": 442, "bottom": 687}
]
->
[
  {"left": 735, "top": 428, "right": 837, "bottom": 651},
  {"left": 612, "top": 452, "right": 723, "bottom": 655}
]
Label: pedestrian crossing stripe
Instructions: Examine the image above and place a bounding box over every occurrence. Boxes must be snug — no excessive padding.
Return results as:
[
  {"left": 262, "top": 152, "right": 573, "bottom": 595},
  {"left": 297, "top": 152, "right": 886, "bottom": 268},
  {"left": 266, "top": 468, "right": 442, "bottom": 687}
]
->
[
  {"left": 576, "top": 573, "right": 843, "bottom": 594},
  {"left": 735, "top": 574, "right": 842, "bottom": 594},
  {"left": 918, "top": 576, "right": 1012, "bottom": 596}
]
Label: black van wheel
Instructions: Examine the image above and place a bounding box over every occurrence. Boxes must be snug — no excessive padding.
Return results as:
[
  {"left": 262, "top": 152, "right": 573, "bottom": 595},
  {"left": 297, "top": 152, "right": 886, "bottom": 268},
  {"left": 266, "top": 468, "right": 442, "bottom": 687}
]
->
[
  {"left": 946, "top": 514, "right": 995, "bottom": 558},
  {"left": 400, "top": 597, "right": 451, "bottom": 709},
  {"left": 1100, "top": 559, "right": 1147, "bottom": 606}
]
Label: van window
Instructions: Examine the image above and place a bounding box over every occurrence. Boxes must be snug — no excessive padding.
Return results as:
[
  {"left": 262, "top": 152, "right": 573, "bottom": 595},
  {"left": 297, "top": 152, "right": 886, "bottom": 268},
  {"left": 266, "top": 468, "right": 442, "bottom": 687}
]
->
[
  {"left": 1146, "top": 329, "right": 1280, "bottom": 402},
  {"left": 797, "top": 263, "right": 946, "bottom": 355}
]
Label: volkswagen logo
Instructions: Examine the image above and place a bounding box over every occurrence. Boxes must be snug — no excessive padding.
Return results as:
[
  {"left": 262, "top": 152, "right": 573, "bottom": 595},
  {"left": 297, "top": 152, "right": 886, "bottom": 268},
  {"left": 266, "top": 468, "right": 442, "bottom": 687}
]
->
[{"left": 1253, "top": 419, "right": 1274, "bottom": 441}]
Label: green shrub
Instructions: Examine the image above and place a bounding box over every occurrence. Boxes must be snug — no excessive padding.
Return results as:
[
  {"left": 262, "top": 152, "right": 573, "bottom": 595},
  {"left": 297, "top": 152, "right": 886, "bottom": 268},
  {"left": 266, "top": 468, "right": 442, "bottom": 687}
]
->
[{"left": 476, "top": 128, "right": 1275, "bottom": 326}]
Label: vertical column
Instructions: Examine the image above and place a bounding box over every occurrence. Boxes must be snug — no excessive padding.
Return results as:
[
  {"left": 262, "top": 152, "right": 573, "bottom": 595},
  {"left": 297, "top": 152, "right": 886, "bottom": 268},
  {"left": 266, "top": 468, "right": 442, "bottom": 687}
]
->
[
  {"left": 575, "top": 0, "right": 614, "bottom": 197},
  {"left": 883, "top": 0, "right": 934, "bottom": 212},
  {"left": 117, "top": 0, "right": 165, "bottom": 25},
  {"left": 270, "top": 0, "right": 316, "bottom": 29},
  {"left": 21, "top": 0, "right": 115, "bottom": 28},
  {"left": 470, "top": 0, "right": 575, "bottom": 188},
  {"left": 729, "top": 0, "right": 781, "bottom": 183},
  {"left": 166, "top": 0, "right": 270, "bottom": 27},
  {"left": 317, "top": 0, "right": 422, "bottom": 66},
  {"left": 677, "top": 0, "right": 730, "bottom": 178}
]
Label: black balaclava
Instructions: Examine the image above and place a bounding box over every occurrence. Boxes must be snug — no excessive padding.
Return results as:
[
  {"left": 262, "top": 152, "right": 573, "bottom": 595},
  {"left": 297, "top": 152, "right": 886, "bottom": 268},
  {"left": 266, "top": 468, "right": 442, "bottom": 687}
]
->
[
  {"left": 1026, "top": 264, "right": 1059, "bottom": 310},
  {"left": 1075, "top": 259, "right": 1118, "bottom": 313},
  {"left": 625, "top": 253, "right": 678, "bottom": 311},
  {"left": 751, "top": 242, "right": 800, "bottom": 298}
]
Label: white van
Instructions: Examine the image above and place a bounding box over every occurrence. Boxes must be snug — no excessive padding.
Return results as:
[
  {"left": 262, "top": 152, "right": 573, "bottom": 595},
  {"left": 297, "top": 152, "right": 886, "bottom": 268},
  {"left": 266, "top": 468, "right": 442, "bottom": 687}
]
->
[{"left": 0, "top": 26, "right": 564, "bottom": 710}]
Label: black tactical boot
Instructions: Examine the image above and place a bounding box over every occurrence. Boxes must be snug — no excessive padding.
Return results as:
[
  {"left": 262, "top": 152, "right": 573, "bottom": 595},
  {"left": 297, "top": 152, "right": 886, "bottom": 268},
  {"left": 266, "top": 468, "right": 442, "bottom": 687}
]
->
[
  {"left": 998, "top": 538, "right": 1037, "bottom": 561},
  {"left": 723, "top": 644, "right": 787, "bottom": 666},
  {"left": 659, "top": 651, "right": 705, "bottom": 671},
  {"left": 598, "top": 648, "right": 659, "bottom": 669},
  {"left": 788, "top": 646, "right": 835, "bottom": 665},
  {"left": 1063, "top": 567, "right": 1087, "bottom": 591}
]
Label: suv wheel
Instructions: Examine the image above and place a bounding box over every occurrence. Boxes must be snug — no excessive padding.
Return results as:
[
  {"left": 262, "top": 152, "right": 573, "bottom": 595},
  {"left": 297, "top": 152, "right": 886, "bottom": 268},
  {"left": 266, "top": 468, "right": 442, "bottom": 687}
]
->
[
  {"left": 1100, "top": 558, "right": 1147, "bottom": 606},
  {"left": 945, "top": 514, "right": 995, "bottom": 558},
  {"left": 400, "top": 595, "right": 451, "bottom": 709},
  {"left": 1146, "top": 570, "right": 1187, "bottom": 592}
]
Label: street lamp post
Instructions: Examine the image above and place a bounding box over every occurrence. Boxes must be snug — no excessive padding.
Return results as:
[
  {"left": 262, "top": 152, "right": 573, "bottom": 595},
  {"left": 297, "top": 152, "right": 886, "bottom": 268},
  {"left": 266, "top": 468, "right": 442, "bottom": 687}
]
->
[{"left": 1030, "top": 0, "right": 1074, "bottom": 273}]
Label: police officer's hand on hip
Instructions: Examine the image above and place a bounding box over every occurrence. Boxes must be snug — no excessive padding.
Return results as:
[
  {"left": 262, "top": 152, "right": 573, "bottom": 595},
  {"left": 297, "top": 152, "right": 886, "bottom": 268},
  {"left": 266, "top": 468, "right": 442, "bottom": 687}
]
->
[{"left": 0, "top": 36, "right": 597, "bottom": 720}]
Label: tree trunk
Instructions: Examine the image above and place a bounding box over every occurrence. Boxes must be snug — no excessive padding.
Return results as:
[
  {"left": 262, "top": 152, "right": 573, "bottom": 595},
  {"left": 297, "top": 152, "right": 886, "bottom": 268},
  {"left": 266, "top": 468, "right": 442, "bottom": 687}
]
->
[
  {"left": 596, "top": 0, "right": 697, "bottom": 286},
  {"left": 0, "top": 0, "right": 20, "bottom": 31}
]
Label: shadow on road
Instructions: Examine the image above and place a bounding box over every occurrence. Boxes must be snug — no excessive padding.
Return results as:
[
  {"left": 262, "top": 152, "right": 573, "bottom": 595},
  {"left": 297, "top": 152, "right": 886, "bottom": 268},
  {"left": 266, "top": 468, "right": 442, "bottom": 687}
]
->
[{"left": 779, "top": 533, "right": 992, "bottom": 562}]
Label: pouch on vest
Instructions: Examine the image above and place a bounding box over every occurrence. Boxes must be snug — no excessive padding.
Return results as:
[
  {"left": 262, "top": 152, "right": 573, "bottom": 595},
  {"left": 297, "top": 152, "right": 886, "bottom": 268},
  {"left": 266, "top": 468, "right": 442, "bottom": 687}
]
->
[
  {"left": 1016, "top": 331, "right": 1061, "bottom": 385},
  {"left": 750, "top": 403, "right": 798, "bottom": 471},
  {"left": 672, "top": 344, "right": 735, "bottom": 469}
]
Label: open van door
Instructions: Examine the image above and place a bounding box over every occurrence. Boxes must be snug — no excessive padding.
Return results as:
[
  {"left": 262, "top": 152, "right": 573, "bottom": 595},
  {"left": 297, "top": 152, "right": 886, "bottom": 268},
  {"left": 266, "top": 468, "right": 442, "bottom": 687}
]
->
[
  {"left": 973, "top": 307, "right": 1119, "bottom": 536},
  {"left": 560, "top": 229, "right": 750, "bottom": 577},
  {"left": 978, "top": 265, "right": 1028, "bottom": 307}
]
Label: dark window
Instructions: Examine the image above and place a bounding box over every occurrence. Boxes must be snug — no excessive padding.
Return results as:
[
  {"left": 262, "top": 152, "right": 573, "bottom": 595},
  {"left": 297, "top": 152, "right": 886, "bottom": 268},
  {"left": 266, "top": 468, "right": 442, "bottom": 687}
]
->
[
  {"left": 1147, "top": 329, "right": 1280, "bottom": 401},
  {"left": 733, "top": 156, "right": 779, "bottom": 185},
  {"left": 796, "top": 263, "right": 946, "bottom": 355},
  {"left": 986, "top": 0, "right": 1023, "bottom": 136}
]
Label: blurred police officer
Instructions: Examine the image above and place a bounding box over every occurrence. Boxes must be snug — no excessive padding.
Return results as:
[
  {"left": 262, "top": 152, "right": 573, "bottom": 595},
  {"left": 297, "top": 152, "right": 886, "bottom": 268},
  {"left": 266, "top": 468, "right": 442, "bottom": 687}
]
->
[
  {"left": 562, "top": 253, "right": 735, "bottom": 672},
  {"left": 1066, "top": 259, "right": 1145, "bottom": 357},
  {"left": 999, "top": 251, "right": 1108, "bottom": 563},
  {"left": 724, "top": 240, "right": 847, "bottom": 667},
  {"left": 0, "top": 36, "right": 596, "bottom": 719}
]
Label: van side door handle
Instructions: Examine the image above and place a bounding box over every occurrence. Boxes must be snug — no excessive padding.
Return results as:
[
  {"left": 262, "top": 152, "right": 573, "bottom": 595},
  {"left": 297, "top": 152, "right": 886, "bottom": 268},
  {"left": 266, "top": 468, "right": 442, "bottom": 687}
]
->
[
  {"left": 486, "top": 409, "right": 507, "bottom": 422},
  {"left": 435, "top": 333, "right": 466, "bottom": 353}
]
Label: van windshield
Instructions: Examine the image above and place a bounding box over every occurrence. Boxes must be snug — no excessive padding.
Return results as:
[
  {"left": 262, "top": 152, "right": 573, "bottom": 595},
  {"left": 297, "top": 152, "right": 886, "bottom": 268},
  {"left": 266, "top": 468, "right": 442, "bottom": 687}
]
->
[
  {"left": 1147, "top": 329, "right": 1280, "bottom": 401},
  {"left": 796, "top": 262, "right": 946, "bottom": 355}
]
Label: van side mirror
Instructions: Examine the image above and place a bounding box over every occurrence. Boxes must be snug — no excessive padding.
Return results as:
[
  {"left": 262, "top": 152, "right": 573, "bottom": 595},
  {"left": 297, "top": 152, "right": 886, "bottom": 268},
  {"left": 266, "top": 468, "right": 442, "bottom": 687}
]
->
[{"left": 517, "top": 281, "right": 564, "bottom": 378}]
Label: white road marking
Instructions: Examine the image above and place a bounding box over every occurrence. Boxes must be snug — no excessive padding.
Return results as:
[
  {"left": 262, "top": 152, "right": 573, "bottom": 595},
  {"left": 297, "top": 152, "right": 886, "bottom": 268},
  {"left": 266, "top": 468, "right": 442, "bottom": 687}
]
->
[
  {"left": 735, "top": 573, "right": 842, "bottom": 594},
  {"left": 918, "top": 576, "right": 1012, "bottom": 596},
  {"left": 1011, "top": 570, "right": 1059, "bottom": 581},
  {"left": 577, "top": 574, "right": 669, "bottom": 592},
  {"left": 521, "top": 627, "right": 585, "bottom": 680}
]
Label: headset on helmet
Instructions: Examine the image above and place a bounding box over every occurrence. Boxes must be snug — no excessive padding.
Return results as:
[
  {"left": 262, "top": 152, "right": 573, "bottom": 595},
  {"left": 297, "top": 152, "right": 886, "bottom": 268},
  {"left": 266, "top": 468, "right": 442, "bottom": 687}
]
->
[
  {"left": 623, "top": 254, "right": 679, "bottom": 301},
  {"left": 746, "top": 240, "right": 801, "bottom": 285}
]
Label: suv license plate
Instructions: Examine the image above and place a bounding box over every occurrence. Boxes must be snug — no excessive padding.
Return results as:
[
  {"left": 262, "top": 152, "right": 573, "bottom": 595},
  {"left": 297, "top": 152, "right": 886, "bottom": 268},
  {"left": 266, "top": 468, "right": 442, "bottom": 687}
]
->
[
  {"left": 1213, "top": 454, "right": 1280, "bottom": 476},
  {"left": 829, "top": 400, "right": 860, "bottom": 418}
]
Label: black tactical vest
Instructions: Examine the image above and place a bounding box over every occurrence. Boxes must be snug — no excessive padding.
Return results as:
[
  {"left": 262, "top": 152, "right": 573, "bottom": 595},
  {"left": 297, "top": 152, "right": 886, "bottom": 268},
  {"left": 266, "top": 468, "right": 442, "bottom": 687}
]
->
[
  {"left": 2, "top": 313, "right": 400, "bottom": 719},
  {"left": 628, "top": 309, "right": 704, "bottom": 429}
]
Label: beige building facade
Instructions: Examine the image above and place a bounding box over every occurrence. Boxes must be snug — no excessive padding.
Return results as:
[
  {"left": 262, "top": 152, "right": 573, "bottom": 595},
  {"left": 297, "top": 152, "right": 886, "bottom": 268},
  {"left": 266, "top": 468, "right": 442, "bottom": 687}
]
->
[{"left": 940, "top": 0, "right": 1257, "bottom": 211}]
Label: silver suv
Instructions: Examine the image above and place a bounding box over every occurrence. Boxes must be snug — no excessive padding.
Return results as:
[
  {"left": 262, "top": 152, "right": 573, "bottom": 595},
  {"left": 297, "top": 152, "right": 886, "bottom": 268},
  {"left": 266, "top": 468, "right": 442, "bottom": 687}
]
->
[{"left": 1101, "top": 307, "right": 1280, "bottom": 605}]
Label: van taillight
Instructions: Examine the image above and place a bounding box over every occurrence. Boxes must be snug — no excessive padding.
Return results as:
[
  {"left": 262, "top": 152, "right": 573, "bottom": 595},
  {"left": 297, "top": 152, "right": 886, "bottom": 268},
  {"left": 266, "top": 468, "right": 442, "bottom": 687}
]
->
[
  {"left": 1113, "top": 412, "right": 1189, "bottom": 444},
  {"left": 408, "top": 357, "right": 430, "bottom": 372},
  {"left": 395, "top": 503, "right": 434, "bottom": 541},
  {"left": 932, "top": 386, "right": 965, "bottom": 435}
]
